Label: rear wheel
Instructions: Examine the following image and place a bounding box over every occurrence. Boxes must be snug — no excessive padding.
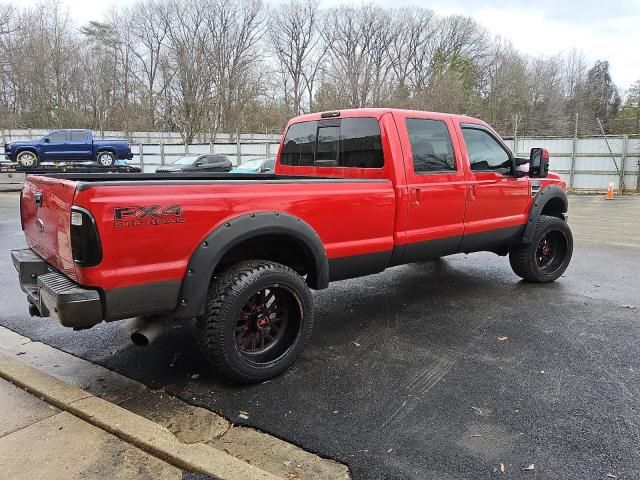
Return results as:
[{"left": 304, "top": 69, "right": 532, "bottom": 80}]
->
[
  {"left": 509, "top": 215, "right": 573, "bottom": 283},
  {"left": 196, "top": 260, "right": 314, "bottom": 383},
  {"left": 16, "top": 151, "right": 38, "bottom": 167},
  {"left": 96, "top": 151, "right": 115, "bottom": 167}
]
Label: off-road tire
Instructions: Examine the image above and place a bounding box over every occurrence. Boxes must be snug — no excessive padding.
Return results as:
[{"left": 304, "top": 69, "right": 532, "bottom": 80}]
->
[
  {"left": 196, "top": 260, "right": 314, "bottom": 383},
  {"left": 16, "top": 151, "right": 38, "bottom": 167},
  {"left": 96, "top": 151, "right": 116, "bottom": 167},
  {"left": 509, "top": 215, "right": 573, "bottom": 283}
]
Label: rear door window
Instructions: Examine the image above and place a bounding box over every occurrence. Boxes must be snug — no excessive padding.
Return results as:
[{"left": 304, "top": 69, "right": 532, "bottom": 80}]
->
[
  {"left": 207, "top": 155, "right": 227, "bottom": 164},
  {"left": 280, "top": 118, "right": 384, "bottom": 168},
  {"left": 406, "top": 119, "right": 456, "bottom": 173},
  {"left": 69, "top": 131, "right": 88, "bottom": 142},
  {"left": 340, "top": 118, "right": 384, "bottom": 168}
]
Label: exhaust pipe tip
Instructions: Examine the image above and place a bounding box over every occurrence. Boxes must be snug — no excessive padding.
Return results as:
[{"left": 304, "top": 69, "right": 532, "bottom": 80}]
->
[
  {"left": 130, "top": 331, "right": 151, "bottom": 346},
  {"left": 28, "top": 303, "right": 42, "bottom": 317},
  {"left": 129, "top": 314, "right": 172, "bottom": 347}
]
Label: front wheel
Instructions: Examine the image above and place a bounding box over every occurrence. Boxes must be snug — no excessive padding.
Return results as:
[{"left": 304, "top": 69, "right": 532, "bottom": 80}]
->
[
  {"left": 509, "top": 215, "right": 573, "bottom": 283},
  {"left": 16, "top": 151, "right": 38, "bottom": 167},
  {"left": 96, "top": 151, "right": 115, "bottom": 167},
  {"left": 196, "top": 260, "right": 314, "bottom": 383}
]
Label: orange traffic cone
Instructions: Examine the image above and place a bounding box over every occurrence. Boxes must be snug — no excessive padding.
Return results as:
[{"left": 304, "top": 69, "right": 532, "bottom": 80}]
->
[{"left": 605, "top": 181, "right": 614, "bottom": 200}]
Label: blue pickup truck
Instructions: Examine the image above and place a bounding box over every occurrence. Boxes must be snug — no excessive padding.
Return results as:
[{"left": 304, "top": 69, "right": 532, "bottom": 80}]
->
[{"left": 4, "top": 129, "right": 133, "bottom": 167}]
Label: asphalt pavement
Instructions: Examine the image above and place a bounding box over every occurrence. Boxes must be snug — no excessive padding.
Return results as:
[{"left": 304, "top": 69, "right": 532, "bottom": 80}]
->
[{"left": 1, "top": 191, "right": 639, "bottom": 480}]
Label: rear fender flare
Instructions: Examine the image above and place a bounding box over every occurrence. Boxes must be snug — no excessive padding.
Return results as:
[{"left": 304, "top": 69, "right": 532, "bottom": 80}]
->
[
  {"left": 520, "top": 185, "right": 568, "bottom": 244},
  {"left": 174, "top": 211, "right": 329, "bottom": 318},
  {"left": 95, "top": 147, "right": 116, "bottom": 156}
]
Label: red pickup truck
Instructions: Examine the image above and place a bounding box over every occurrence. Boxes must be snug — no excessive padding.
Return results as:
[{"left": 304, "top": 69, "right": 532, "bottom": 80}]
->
[{"left": 12, "top": 109, "right": 572, "bottom": 383}]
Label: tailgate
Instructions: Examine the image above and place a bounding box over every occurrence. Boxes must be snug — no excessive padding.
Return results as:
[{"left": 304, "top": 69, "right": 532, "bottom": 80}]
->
[{"left": 21, "top": 175, "right": 79, "bottom": 280}]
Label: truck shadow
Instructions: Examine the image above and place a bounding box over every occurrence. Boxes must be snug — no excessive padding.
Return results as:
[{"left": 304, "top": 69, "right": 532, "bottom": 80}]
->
[
  {"left": 163, "top": 253, "right": 568, "bottom": 388},
  {"left": 311, "top": 254, "right": 565, "bottom": 347}
]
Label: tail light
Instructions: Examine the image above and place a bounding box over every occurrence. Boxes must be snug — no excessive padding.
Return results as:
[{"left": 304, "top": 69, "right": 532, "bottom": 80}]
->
[
  {"left": 19, "top": 189, "right": 25, "bottom": 230},
  {"left": 70, "top": 206, "right": 102, "bottom": 266}
]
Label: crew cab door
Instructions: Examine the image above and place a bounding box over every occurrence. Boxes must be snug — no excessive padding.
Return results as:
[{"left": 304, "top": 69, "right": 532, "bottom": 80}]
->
[
  {"left": 456, "top": 122, "right": 530, "bottom": 251},
  {"left": 395, "top": 113, "right": 467, "bottom": 261},
  {"left": 67, "top": 130, "right": 92, "bottom": 160},
  {"left": 42, "top": 130, "right": 68, "bottom": 161}
]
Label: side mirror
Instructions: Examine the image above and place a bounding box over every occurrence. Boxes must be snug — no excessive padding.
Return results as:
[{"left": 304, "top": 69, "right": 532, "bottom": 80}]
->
[
  {"left": 529, "top": 148, "right": 549, "bottom": 178},
  {"left": 195, "top": 161, "right": 202, "bottom": 167},
  {"left": 43, "top": 137, "right": 50, "bottom": 143},
  {"left": 262, "top": 167, "right": 272, "bottom": 172}
]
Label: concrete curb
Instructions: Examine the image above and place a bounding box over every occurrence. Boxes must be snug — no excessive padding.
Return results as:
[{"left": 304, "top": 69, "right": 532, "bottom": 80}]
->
[
  {"left": 0, "top": 352, "right": 281, "bottom": 480},
  {"left": 0, "top": 327, "right": 350, "bottom": 479}
]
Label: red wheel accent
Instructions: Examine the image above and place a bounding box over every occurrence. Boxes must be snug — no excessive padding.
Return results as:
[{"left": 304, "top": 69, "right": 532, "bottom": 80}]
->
[{"left": 233, "top": 285, "right": 300, "bottom": 359}]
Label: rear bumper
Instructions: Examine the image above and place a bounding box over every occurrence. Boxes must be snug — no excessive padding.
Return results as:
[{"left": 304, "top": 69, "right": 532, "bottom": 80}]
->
[{"left": 11, "top": 248, "right": 103, "bottom": 329}]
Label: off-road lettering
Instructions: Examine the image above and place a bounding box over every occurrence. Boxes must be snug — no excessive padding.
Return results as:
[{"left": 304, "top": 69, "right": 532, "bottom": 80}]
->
[{"left": 114, "top": 204, "right": 184, "bottom": 227}]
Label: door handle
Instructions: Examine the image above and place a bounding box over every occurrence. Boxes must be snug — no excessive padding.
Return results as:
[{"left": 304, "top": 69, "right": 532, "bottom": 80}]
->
[{"left": 411, "top": 188, "right": 421, "bottom": 206}]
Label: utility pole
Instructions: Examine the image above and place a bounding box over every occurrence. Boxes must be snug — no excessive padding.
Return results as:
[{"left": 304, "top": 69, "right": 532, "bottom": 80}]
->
[
  {"left": 512, "top": 113, "right": 520, "bottom": 154},
  {"left": 569, "top": 113, "right": 578, "bottom": 191},
  {"left": 596, "top": 117, "right": 624, "bottom": 192}
]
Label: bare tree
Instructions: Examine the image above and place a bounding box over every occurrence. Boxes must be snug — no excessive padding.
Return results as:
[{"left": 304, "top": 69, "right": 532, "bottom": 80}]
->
[
  {"left": 205, "top": 0, "right": 265, "bottom": 135},
  {"left": 388, "top": 8, "right": 436, "bottom": 93},
  {"left": 0, "top": 3, "right": 14, "bottom": 35},
  {"left": 480, "top": 40, "right": 531, "bottom": 133},
  {"left": 0, "top": 0, "right": 631, "bottom": 136},
  {"left": 268, "top": 0, "right": 322, "bottom": 115},
  {"left": 160, "top": 0, "right": 212, "bottom": 141},
  {"left": 321, "top": 5, "right": 392, "bottom": 107},
  {"left": 124, "top": 0, "right": 169, "bottom": 128}
]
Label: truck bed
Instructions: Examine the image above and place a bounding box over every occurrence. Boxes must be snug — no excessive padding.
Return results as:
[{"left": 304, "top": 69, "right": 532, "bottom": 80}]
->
[{"left": 35, "top": 172, "right": 385, "bottom": 188}]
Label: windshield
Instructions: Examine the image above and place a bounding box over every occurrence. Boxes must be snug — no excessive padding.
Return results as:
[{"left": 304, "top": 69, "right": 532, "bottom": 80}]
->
[{"left": 171, "top": 155, "right": 199, "bottom": 165}]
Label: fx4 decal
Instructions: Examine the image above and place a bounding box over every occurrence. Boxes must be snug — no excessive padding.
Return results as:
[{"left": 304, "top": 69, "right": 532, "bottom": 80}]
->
[{"left": 113, "top": 204, "right": 185, "bottom": 227}]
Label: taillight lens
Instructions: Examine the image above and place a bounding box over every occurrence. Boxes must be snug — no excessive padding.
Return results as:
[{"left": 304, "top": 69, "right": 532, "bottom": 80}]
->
[
  {"left": 70, "top": 206, "right": 102, "bottom": 266},
  {"left": 19, "top": 189, "right": 25, "bottom": 230}
]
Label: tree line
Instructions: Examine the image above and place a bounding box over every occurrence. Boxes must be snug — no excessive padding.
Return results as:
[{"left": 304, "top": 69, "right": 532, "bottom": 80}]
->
[{"left": 0, "top": 0, "right": 637, "bottom": 141}]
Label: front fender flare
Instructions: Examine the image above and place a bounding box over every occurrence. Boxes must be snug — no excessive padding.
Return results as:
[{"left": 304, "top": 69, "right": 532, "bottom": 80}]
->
[
  {"left": 520, "top": 185, "right": 568, "bottom": 244},
  {"left": 174, "top": 211, "right": 329, "bottom": 319},
  {"left": 15, "top": 147, "right": 39, "bottom": 158}
]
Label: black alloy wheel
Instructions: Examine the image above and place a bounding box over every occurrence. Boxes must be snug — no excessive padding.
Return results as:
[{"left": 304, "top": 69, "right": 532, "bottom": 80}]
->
[
  {"left": 535, "top": 230, "right": 568, "bottom": 274},
  {"left": 196, "top": 260, "right": 314, "bottom": 383},
  {"left": 509, "top": 215, "right": 573, "bottom": 283},
  {"left": 234, "top": 285, "right": 301, "bottom": 364}
]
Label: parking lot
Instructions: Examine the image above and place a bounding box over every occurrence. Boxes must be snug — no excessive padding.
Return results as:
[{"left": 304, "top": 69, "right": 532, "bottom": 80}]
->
[{"left": 1, "top": 191, "right": 639, "bottom": 480}]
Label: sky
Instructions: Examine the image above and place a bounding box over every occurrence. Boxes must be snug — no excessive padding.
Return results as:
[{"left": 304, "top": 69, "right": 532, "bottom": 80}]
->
[{"left": 17, "top": 0, "right": 639, "bottom": 91}]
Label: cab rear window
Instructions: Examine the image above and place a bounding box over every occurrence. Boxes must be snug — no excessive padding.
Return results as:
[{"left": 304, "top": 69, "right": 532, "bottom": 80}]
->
[{"left": 280, "top": 118, "right": 383, "bottom": 168}]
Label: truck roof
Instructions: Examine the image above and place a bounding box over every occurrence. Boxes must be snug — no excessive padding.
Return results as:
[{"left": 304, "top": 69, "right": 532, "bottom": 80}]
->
[{"left": 288, "top": 108, "right": 487, "bottom": 126}]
